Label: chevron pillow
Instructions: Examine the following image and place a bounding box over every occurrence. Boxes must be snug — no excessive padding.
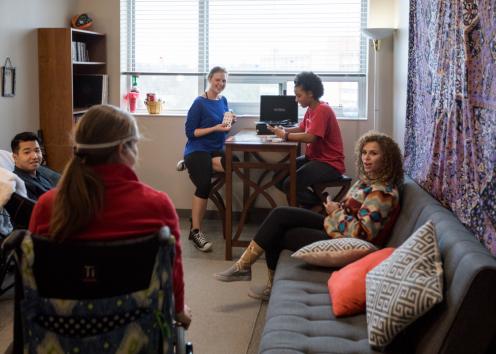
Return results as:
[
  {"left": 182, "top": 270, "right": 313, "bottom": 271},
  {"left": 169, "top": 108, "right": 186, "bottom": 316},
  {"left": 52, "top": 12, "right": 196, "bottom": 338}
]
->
[
  {"left": 365, "top": 220, "right": 444, "bottom": 348},
  {"left": 291, "top": 238, "right": 378, "bottom": 267}
]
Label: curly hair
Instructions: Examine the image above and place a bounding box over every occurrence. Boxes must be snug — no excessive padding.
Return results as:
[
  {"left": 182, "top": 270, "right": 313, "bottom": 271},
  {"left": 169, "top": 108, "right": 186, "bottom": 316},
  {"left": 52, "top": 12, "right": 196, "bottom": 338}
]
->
[
  {"left": 294, "top": 71, "right": 324, "bottom": 99},
  {"left": 355, "top": 131, "right": 404, "bottom": 187}
]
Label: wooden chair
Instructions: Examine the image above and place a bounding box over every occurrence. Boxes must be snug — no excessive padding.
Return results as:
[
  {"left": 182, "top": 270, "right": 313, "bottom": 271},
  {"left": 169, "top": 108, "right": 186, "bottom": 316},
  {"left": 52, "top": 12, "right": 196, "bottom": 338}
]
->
[{"left": 176, "top": 160, "right": 225, "bottom": 238}]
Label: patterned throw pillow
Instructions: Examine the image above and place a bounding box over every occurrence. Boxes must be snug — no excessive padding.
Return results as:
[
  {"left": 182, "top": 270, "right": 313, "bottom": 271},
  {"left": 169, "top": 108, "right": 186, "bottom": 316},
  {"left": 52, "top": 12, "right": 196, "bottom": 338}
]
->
[
  {"left": 365, "top": 220, "right": 444, "bottom": 348},
  {"left": 292, "top": 238, "right": 378, "bottom": 267}
]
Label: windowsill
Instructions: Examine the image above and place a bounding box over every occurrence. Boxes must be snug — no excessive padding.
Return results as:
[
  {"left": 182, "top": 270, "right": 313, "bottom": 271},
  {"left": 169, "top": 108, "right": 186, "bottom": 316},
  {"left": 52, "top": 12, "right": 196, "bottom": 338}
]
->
[
  {"left": 131, "top": 112, "right": 368, "bottom": 121},
  {"left": 132, "top": 112, "right": 181, "bottom": 118}
]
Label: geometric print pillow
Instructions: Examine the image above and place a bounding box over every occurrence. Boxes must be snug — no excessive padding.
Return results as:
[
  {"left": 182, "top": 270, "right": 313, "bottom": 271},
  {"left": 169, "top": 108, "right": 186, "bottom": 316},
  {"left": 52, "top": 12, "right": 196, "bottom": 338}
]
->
[
  {"left": 292, "top": 238, "right": 378, "bottom": 267},
  {"left": 365, "top": 220, "right": 444, "bottom": 347}
]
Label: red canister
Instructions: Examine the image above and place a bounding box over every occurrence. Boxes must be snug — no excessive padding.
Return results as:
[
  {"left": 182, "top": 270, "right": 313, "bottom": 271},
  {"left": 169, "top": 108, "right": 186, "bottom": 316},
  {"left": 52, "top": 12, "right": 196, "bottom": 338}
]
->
[{"left": 146, "top": 93, "right": 156, "bottom": 102}]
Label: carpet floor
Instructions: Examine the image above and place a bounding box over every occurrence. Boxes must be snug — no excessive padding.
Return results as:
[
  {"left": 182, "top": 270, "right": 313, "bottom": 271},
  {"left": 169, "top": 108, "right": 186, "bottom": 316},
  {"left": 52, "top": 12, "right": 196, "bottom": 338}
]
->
[
  {"left": 179, "top": 216, "right": 268, "bottom": 354},
  {"left": 0, "top": 216, "right": 268, "bottom": 354},
  {"left": 183, "top": 258, "right": 267, "bottom": 354}
]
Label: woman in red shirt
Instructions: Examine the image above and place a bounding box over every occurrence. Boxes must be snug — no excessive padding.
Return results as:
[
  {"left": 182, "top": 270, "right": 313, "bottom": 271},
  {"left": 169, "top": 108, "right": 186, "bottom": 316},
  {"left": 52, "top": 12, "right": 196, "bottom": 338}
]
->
[
  {"left": 29, "top": 104, "right": 191, "bottom": 328},
  {"left": 269, "top": 72, "right": 345, "bottom": 209}
]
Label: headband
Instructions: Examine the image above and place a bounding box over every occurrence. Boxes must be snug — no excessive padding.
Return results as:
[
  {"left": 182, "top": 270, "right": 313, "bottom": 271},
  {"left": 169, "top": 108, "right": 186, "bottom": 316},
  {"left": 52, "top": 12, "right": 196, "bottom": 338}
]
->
[{"left": 75, "top": 137, "right": 135, "bottom": 150}]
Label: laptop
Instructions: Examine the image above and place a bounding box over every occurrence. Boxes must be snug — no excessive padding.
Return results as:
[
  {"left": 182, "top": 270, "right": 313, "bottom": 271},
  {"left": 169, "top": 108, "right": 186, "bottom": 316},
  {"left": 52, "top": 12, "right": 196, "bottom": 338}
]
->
[{"left": 259, "top": 95, "right": 298, "bottom": 127}]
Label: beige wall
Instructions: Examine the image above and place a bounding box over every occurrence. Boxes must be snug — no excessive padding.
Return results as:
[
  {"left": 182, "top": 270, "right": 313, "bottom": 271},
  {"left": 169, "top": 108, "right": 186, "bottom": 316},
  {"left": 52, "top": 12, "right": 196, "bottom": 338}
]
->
[
  {"left": 367, "top": 0, "right": 410, "bottom": 149},
  {"left": 367, "top": 36, "right": 395, "bottom": 135},
  {"left": 0, "top": 0, "right": 77, "bottom": 150},
  {"left": 366, "top": 0, "right": 397, "bottom": 137},
  {"left": 392, "top": 0, "right": 410, "bottom": 148}
]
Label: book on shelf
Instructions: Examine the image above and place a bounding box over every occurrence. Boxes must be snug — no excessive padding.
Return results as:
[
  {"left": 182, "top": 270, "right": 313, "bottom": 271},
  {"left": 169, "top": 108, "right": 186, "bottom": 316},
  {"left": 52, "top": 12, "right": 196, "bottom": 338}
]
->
[
  {"left": 71, "top": 41, "right": 89, "bottom": 62},
  {"left": 71, "top": 42, "right": 77, "bottom": 61}
]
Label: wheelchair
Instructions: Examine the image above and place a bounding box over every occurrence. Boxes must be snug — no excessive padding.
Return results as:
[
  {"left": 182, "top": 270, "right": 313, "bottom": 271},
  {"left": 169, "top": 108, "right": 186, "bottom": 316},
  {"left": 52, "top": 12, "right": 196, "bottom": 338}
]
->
[{"left": 2, "top": 227, "right": 191, "bottom": 354}]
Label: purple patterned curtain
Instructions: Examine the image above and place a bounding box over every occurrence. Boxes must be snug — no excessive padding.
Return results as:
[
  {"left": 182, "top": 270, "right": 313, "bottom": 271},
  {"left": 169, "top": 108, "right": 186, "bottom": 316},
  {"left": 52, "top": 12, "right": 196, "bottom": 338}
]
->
[{"left": 404, "top": 0, "right": 496, "bottom": 255}]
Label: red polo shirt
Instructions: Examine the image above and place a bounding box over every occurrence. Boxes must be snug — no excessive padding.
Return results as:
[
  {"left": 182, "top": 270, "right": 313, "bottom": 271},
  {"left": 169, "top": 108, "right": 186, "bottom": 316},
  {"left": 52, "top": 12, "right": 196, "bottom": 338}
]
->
[
  {"left": 299, "top": 102, "right": 345, "bottom": 174},
  {"left": 29, "top": 163, "right": 185, "bottom": 313}
]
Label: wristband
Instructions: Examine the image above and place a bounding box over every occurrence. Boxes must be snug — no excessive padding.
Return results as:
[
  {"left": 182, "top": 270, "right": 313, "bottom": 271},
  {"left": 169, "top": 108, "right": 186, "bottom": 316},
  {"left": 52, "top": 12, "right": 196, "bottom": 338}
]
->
[{"left": 284, "top": 131, "right": 290, "bottom": 141}]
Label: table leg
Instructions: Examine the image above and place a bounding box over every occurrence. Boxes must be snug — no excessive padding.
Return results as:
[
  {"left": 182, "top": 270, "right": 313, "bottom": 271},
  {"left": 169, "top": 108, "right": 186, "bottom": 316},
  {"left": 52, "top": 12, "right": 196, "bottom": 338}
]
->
[
  {"left": 225, "top": 144, "right": 233, "bottom": 260},
  {"left": 289, "top": 147, "right": 297, "bottom": 206},
  {"left": 243, "top": 152, "right": 250, "bottom": 209}
]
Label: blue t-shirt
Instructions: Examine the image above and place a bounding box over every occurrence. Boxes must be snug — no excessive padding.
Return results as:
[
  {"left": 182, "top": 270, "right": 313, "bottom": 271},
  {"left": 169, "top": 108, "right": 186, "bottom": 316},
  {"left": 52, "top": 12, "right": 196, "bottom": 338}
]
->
[{"left": 183, "top": 96, "right": 229, "bottom": 157}]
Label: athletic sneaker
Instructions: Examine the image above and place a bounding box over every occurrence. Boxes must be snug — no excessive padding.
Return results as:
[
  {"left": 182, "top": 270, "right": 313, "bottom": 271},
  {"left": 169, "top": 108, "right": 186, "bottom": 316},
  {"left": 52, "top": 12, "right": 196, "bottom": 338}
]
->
[
  {"left": 189, "top": 229, "right": 213, "bottom": 252},
  {"left": 214, "top": 263, "right": 252, "bottom": 282},
  {"left": 176, "top": 160, "right": 186, "bottom": 171}
]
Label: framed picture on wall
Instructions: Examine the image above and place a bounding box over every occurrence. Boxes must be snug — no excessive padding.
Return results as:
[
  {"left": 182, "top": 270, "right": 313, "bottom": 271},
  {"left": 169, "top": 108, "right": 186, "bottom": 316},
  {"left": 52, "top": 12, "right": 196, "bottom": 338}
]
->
[{"left": 2, "top": 57, "right": 16, "bottom": 97}]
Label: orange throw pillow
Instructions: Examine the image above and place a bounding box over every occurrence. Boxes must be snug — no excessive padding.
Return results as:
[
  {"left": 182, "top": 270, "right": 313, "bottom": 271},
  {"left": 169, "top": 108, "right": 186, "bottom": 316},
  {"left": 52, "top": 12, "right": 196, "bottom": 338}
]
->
[{"left": 328, "top": 247, "right": 395, "bottom": 317}]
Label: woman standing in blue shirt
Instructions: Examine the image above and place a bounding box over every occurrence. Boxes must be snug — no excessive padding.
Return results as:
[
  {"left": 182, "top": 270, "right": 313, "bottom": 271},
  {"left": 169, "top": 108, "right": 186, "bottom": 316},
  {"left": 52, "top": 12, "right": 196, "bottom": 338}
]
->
[{"left": 184, "top": 66, "right": 232, "bottom": 252}]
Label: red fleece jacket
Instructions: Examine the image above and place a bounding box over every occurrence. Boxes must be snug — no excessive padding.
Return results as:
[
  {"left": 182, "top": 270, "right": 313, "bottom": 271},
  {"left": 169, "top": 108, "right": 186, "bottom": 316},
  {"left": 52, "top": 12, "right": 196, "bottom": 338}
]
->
[{"left": 29, "top": 163, "right": 185, "bottom": 313}]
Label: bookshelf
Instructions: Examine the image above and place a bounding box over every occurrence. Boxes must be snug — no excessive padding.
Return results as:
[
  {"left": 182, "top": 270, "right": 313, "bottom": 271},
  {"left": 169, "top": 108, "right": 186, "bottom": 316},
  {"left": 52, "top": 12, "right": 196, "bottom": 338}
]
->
[{"left": 38, "top": 28, "right": 108, "bottom": 172}]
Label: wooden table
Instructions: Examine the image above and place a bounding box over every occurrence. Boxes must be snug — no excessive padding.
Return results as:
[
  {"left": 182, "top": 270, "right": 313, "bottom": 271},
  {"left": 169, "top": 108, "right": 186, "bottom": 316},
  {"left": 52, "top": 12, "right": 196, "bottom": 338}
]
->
[{"left": 224, "top": 129, "right": 298, "bottom": 260}]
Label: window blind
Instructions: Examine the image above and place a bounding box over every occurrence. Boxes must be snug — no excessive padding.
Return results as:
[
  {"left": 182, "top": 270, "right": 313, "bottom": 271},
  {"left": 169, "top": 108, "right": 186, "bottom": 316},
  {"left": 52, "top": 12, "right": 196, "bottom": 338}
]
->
[
  {"left": 209, "top": 0, "right": 366, "bottom": 73},
  {"left": 123, "top": 0, "right": 367, "bottom": 75},
  {"left": 121, "top": 0, "right": 368, "bottom": 116},
  {"left": 128, "top": 0, "right": 199, "bottom": 72}
]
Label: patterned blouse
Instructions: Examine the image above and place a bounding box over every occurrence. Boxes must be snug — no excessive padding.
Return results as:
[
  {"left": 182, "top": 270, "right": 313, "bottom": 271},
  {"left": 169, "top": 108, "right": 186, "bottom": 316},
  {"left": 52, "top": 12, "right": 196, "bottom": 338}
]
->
[{"left": 324, "top": 178, "right": 400, "bottom": 246}]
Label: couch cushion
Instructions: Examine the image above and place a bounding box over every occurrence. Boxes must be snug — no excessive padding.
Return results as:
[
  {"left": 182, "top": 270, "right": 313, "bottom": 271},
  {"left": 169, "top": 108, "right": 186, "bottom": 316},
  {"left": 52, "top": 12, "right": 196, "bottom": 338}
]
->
[
  {"left": 292, "top": 238, "right": 378, "bottom": 267},
  {"left": 259, "top": 251, "right": 381, "bottom": 354}
]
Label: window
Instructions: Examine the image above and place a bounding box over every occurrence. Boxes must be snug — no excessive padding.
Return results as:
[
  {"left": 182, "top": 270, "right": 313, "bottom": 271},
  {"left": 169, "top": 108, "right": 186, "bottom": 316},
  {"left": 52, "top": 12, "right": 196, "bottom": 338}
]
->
[{"left": 121, "top": 0, "right": 368, "bottom": 117}]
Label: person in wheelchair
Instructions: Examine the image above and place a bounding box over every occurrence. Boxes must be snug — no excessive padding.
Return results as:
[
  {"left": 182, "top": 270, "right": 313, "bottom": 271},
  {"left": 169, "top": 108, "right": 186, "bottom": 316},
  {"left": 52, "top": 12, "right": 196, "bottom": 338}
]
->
[
  {"left": 28, "top": 104, "right": 192, "bottom": 328},
  {"left": 11, "top": 132, "right": 60, "bottom": 201}
]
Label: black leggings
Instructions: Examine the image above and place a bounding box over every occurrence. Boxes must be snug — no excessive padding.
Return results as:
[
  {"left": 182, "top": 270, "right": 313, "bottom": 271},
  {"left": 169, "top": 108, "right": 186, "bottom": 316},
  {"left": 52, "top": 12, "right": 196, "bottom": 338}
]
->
[
  {"left": 276, "top": 156, "right": 342, "bottom": 207},
  {"left": 253, "top": 207, "right": 328, "bottom": 270},
  {"left": 184, "top": 151, "right": 225, "bottom": 199}
]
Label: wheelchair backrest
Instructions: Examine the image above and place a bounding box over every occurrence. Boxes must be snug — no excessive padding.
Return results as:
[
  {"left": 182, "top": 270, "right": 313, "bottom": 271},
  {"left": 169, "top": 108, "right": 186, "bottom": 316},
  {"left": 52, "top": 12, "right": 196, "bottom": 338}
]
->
[{"left": 11, "top": 227, "right": 176, "bottom": 354}]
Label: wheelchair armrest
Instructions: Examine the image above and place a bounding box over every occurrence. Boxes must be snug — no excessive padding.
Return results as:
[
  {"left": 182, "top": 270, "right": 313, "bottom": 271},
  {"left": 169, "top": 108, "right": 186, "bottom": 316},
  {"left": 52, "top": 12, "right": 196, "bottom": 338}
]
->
[
  {"left": 1, "top": 229, "right": 28, "bottom": 254},
  {"left": 4, "top": 193, "right": 35, "bottom": 230}
]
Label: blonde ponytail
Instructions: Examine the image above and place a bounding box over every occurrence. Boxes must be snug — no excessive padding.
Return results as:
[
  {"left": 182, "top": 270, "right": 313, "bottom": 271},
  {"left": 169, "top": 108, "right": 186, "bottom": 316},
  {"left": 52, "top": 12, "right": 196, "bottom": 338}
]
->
[{"left": 49, "top": 105, "right": 139, "bottom": 240}]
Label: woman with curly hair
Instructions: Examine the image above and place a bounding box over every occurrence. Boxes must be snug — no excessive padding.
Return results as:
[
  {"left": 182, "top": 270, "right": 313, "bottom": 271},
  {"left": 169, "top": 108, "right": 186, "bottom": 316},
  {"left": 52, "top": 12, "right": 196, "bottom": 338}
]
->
[{"left": 214, "top": 131, "right": 404, "bottom": 301}]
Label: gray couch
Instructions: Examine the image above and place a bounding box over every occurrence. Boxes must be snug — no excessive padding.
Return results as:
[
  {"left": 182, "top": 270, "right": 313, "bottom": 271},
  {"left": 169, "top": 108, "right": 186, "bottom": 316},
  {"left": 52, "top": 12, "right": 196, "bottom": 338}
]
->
[{"left": 259, "top": 177, "right": 496, "bottom": 354}]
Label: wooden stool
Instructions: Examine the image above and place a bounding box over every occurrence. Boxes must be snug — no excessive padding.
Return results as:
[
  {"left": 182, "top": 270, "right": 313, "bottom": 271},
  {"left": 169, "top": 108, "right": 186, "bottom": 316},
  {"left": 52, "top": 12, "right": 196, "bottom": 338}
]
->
[
  {"left": 313, "top": 175, "right": 352, "bottom": 203},
  {"left": 176, "top": 160, "right": 226, "bottom": 237}
]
